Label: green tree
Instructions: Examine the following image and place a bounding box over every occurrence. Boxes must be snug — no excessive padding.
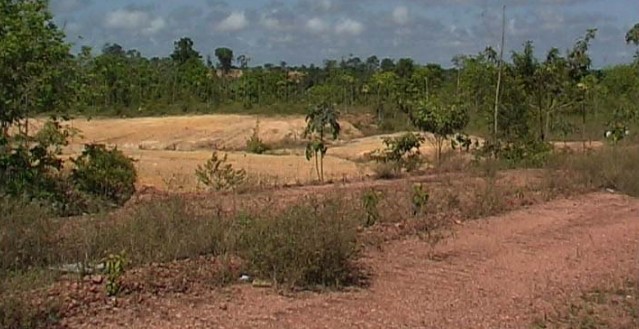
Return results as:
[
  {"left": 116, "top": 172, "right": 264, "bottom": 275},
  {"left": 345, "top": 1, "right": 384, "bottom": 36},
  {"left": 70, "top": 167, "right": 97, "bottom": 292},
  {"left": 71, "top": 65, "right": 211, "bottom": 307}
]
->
[
  {"left": 215, "top": 47, "right": 234, "bottom": 74},
  {"left": 411, "top": 98, "right": 469, "bottom": 163},
  {"left": 170, "top": 37, "right": 201, "bottom": 65},
  {"left": 626, "top": 23, "right": 639, "bottom": 61},
  {"left": 0, "top": 0, "right": 74, "bottom": 134},
  {"left": 303, "top": 102, "right": 341, "bottom": 182}
]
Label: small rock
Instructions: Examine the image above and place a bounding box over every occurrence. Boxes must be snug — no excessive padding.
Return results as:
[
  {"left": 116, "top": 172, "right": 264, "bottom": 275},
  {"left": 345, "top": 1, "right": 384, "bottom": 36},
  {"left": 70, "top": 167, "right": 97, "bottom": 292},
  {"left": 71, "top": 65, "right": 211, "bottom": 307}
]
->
[
  {"left": 219, "top": 304, "right": 228, "bottom": 311},
  {"left": 239, "top": 274, "right": 251, "bottom": 282},
  {"left": 91, "top": 275, "right": 104, "bottom": 284},
  {"left": 252, "top": 279, "right": 273, "bottom": 288}
]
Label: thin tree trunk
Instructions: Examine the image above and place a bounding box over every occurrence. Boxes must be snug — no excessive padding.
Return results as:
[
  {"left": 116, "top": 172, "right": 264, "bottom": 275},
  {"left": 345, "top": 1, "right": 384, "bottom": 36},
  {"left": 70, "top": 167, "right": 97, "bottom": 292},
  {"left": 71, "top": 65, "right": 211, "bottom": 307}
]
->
[
  {"left": 493, "top": 5, "right": 506, "bottom": 141},
  {"left": 315, "top": 153, "right": 320, "bottom": 181},
  {"left": 320, "top": 155, "right": 324, "bottom": 182}
]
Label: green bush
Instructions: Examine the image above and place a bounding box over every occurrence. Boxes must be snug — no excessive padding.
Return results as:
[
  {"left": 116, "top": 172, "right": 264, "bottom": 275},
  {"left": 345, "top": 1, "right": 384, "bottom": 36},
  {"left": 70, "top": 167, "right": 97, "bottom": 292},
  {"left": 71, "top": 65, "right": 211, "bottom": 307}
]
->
[
  {"left": 71, "top": 144, "right": 137, "bottom": 206},
  {"left": 371, "top": 133, "right": 425, "bottom": 177},
  {"left": 195, "top": 151, "right": 247, "bottom": 191},
  {"left": 235, "top": 198, "right": 360, "bottom": 289}
]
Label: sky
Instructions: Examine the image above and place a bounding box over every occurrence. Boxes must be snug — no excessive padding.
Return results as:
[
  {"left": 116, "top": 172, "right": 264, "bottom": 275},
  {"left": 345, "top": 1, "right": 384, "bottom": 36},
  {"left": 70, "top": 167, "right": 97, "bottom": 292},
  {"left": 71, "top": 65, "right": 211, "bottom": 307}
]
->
[{"left": 49, "top": 0, "right": 639, "bottom": 68}]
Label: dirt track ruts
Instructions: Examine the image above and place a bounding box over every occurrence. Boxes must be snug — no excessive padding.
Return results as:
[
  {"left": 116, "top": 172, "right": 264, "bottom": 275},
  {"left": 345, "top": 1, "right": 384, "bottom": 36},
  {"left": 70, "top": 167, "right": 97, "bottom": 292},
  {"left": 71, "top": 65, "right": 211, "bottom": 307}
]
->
[{"left": 66, "top": 192, "right": 639, "bottom": 329}]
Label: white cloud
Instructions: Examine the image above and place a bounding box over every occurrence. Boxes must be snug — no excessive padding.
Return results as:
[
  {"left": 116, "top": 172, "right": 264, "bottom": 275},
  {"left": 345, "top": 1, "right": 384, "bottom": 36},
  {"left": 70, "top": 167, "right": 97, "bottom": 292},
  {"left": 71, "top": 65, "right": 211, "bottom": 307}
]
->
[
  {"left": 143, "top": 17, "right": 166, "bottom": 36},
  {"left": 261, "top": 16, "right": 281, "bottom": 30},
  {"left": 306, "top": 17, "right": 328, "bottom": 33},
  {"left": 335, "top": 18, "right": 364, "bottom": 36},
  {"left": 104, "top": 9, "right": 166, "bottom": 36},
  {"left": 216, "top": 11, "right": 249, "bottom": 32},
  {"left": 393, "top": 6, "right": 409, "bottom": 25}
]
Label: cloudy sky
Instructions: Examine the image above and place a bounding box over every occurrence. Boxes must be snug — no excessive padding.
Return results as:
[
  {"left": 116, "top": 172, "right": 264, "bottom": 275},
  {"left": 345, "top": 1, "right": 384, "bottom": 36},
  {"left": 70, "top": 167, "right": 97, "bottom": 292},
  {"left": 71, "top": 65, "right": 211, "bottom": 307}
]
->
[{"left": 49, "top": 0, "right": 638, "bottom": 68}]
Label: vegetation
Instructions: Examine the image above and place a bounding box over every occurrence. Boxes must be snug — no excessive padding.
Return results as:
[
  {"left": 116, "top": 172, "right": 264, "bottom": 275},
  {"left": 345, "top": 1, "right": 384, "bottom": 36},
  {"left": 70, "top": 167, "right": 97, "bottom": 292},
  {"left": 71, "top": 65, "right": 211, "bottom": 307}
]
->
[
  {"left": 195, "top": 151, "right": 247, "bottom": 191},
  {"left": 3, "top": 1, "right": 639, "bottom": 326},
  {"left": 71, "top": 144, "right": 137, "bottom": 206},
  {"left": 303, "top": 101, "right": 341, "bottom": 182},
  {"left": 371, "top": 133, "right": 425, "bottom": 177}
]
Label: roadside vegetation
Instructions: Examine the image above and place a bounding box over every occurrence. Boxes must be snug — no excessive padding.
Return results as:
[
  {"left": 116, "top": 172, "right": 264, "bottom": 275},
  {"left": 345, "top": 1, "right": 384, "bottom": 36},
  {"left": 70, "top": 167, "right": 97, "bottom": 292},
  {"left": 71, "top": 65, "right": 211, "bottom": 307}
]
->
[{"left": 2, "top": 1, "right": 639, "bottom": 328}]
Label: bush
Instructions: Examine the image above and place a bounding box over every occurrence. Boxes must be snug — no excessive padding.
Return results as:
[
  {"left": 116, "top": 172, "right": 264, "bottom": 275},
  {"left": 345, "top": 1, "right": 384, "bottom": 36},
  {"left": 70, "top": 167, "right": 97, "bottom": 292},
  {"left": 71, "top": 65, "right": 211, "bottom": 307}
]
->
[
  {"left": 195, "top": 151, "right": 247, "bottom": 191},
  {"left": 370, "top": 133, "right": 425, "bottom": 177},
  {"left": 245, "top": 119, "right": 269, "bottom": 154},
  {"left": 477, "top": 139, "right": 553, "bottom": 168},
  {"left": 235, "top": 198, "right": 360, "bottom": 289},
  {"left": 71, "top": 144, "right": 137, "bottom": 206}
]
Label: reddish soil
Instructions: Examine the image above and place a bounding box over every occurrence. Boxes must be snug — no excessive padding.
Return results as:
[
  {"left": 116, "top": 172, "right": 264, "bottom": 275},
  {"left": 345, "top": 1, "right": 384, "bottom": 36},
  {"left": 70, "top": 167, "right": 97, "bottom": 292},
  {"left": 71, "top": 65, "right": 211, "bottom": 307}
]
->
[{"left": 63, "top": 192, "right": 639, "bottom": 329}]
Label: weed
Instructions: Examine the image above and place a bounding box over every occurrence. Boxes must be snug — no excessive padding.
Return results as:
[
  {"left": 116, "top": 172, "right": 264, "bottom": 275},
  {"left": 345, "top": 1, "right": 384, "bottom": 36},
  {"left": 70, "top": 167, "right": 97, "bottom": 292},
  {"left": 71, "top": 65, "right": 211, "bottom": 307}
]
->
[
  {"left": 0, "top": 199, "right": 58, "bottom": 273},
  {"left": 235, "top": 197, "right": 360, "bottom": 289},
  {"left": 0, "top": 294, "right": 62, "bottom": 329},
  {"left": 245, "top": 118, "right": 270, "bottom": 154},
  {"left": 361, "top": 189, "right": 382, "bottom": 227},
  {"left": 103, "top": 252, "right": 127, "bottom": 296},
  {"left": 411, "top": 183, "right": 430, "bottom": 217}
]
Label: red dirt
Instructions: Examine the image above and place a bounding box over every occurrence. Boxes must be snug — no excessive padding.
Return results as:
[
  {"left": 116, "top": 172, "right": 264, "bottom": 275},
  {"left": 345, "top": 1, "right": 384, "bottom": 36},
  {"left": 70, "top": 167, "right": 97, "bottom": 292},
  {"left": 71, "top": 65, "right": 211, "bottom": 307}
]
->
[{"left": 63, "top": 192, "right": 639, "bottom": 329}]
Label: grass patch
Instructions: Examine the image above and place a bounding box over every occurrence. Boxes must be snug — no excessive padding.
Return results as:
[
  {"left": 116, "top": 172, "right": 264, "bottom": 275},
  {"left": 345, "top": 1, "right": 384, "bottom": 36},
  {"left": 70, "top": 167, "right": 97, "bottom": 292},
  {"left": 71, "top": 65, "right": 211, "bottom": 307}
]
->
[
  {"left": 546, "top": 145, "right": 639, "bottom": 197},
  {"left": 533, "top": 280, "right": 638, "bottom": 329},
  {"left": 234, "top": 197, "right": 361, "bottom": 289}
]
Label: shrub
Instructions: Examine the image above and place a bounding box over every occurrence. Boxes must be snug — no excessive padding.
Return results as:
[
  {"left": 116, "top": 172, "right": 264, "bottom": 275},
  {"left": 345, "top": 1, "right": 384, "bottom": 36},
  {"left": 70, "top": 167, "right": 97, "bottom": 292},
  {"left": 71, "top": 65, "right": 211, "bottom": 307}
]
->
[
  {"left": 235, "top": 198, "right": 360, "bottom": 289},
  {"left": 477, "top": 139, "right": 553, "bottom": 168},
  {"left": 411, "top": 184, "right": 430, "bottom": 217},
  {"left": 361, "top": 189, "right": 382, "bottom": 227},
  {"left": 245, "top": 119, "right": 269, "bottom": 154},
  {"left": 103, "top": 253, "right": 128, "bottom": 296},
  {"left": 371, "top": 133, "right": 425, "bottom": 177},
  {"left": 195, "top": 151, "right": 247, "bottom": 191},
  {"left": 71, "top": 144, "right": 137, "bottom": 206}
]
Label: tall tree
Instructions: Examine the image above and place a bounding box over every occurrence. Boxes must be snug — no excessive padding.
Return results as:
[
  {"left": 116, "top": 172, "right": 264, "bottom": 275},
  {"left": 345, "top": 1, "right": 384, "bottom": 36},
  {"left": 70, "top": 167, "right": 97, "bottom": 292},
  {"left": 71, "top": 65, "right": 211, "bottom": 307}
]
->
[
  {"left": 0, "top": 0, "right": 74, "bottom": 134},
  {"left": 170, "top": 37, "right": 201, "bottom": 65},
  {"left": 215, "top": 47, "right": 234, "bottom": 73}
]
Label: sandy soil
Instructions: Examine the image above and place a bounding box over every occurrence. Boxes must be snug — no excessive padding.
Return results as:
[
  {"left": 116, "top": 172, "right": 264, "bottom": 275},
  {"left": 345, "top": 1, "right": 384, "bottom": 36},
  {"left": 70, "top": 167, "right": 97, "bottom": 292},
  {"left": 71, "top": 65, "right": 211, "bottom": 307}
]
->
[
  {"left": 27, "top": 114, "right": 598, "bottom": 190},
  {"left": 63, "top": 192, "right": 639, "bottom": 329},
  {"left": 31, "top": 114, "right": 480, "bottom": 190}
]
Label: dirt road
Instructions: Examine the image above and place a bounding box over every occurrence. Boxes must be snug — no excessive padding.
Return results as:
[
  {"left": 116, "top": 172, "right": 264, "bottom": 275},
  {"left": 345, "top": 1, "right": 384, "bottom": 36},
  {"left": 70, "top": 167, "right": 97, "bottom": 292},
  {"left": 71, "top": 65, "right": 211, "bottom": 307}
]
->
[{"left": 66, "top": 192, "right": 639, "bottom": 328}]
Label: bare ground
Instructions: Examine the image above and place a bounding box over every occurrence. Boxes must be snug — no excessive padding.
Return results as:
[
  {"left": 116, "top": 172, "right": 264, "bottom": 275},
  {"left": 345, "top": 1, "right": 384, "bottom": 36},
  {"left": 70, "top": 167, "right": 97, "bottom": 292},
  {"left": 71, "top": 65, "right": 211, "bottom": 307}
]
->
[{"left": 63, "top": 192, "right": 639, "bottom": 329}]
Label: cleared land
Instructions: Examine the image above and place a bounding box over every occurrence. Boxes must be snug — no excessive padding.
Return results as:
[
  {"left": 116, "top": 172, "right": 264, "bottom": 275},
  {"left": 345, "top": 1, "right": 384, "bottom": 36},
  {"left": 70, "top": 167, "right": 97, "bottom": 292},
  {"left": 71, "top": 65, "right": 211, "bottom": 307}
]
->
[
  {"left": 63, "top": 192, "right": 639, "bottom": 328},
  {"left": 35, "top": 114, "right": 471, "bottom": 189},
  {"left": 23, "top": 114, "right": 632, "bottom": 329}
]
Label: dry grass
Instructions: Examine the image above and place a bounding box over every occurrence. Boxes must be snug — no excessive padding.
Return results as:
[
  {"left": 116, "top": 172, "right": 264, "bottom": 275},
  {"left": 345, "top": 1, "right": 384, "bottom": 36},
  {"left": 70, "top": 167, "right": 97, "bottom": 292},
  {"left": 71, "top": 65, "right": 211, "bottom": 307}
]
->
[
  {"left": 533, "top": 280, "right": 638, "bottom": 329},
  {"left": 4, "top": 142, "right": 639, "bottom": 326}
]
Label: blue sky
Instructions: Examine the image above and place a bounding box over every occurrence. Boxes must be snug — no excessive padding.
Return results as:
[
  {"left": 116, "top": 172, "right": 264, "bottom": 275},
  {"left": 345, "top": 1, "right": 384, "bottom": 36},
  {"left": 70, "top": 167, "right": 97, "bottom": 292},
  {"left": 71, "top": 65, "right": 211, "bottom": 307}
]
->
[{"left": 49, "top": 0, "right": 638, "bottom": 68}]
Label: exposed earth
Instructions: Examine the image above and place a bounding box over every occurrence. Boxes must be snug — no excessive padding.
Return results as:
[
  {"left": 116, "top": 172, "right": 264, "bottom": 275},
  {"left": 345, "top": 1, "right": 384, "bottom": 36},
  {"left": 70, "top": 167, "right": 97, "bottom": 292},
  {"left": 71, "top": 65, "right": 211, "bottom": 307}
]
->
[
  {"left": 30, "top": 114, "right": 632, "bottom": 329},
  {"left": 35, "top": 114, "right": 482, "bottom": 190},
  {"left": 62, "top": 192, "right": 639, "bottom": 328}
]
